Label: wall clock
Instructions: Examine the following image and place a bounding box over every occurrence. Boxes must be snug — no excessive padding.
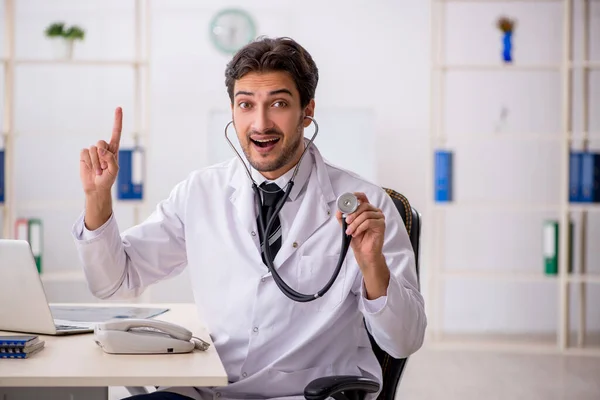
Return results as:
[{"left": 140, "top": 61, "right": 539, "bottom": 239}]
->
[{"left": 210, "top": 8, "right": 257, "bottom": 55}]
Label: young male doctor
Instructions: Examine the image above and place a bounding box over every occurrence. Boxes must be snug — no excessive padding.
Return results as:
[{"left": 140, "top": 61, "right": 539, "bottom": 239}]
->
[{"left": 73, "top": 36, "right": 426, "bottom": 400}]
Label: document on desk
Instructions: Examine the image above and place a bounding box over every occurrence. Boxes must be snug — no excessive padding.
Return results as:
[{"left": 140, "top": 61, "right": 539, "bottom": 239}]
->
[{"left": 49, "top": 305, "right": 169, "bottom": 324}]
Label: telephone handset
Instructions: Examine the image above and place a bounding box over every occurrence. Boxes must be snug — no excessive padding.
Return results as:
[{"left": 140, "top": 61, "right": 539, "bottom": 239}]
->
[{"left": 94, "top": 318, "right": 210, "bottom": 355}]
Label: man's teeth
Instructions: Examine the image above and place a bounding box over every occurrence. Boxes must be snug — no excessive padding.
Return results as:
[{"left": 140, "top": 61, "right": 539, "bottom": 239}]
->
[{"left": 254, "top": 138, "right": 278, "bottom": 143}]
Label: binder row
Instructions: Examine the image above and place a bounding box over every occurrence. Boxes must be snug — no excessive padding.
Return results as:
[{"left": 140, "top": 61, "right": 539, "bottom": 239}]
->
[
  {"left": 434, "top": 149, "right": 600, "bottom": 204},
  {"left": 0, "top": 147, "right": 145, "bottom": 206}
]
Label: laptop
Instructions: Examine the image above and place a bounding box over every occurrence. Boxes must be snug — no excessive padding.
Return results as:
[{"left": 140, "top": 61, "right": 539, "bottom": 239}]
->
[{"left": 0, "top": 240, "right": 168, "bottom": 335}]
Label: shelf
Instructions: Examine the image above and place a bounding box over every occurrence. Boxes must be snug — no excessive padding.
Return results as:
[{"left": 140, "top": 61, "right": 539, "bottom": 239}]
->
[
  {"left": 435, "top": 63, "right": 564, "bottom": 72},
  {"left": 428, "top": 333, "right": 600, "bottom": 356},
  {"left": 438, "top": 132, "right": 565, "bottom": 141},
  {"left": 14, "top": 59, "right": 147, "bottom": 67},
  {"left": 440, "top": 270, "right": 600, "bottom": 283},
  {"left": 433, "top": 203, "right": 600, "bottom": 212},
  {"left": 12, "top": 130, "right": 150, "bottom": 138},
  {"left": 433, "top": 202, "right": 563, "bottom": 212},
  {"left": 40, "top": 270, "right": 86, "bottom": 283},
  {"left": 439, "top": 270, "right": 558, "bottom": 282},
  {"left": 436, "top": 0, "right": 563, "bottom": 2},
  {"left": 580, "top": 61, "right": 600, "bottom": 69},
  {"left": 568, "top": 274, "right": 600, "bottom": 284},
  {"left": 17, "top": 200, "right": 83, "bottom": 210},
  {"left": 568, "top": 204, "right": 600, "bottom": 212}
]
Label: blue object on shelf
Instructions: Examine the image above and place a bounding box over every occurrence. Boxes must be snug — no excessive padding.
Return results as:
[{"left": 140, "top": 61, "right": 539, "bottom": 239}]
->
[
  {"left": 502, "top": 31, "right": 513, "bottom": 63},
  {"left": 435, "top": 150, "right": 453, "bottom": 202},
  {"left": 569, "top": 151, "right": 583, "bottom": 202},
  {"left": 0, "top": 149, "right": 4, "bottom": 203},
  {"left": 117, "top": 148, "right": 144, "bottom": 200},
  {"left": 581, "top": 151, "right": 600, "bottom": 203}
]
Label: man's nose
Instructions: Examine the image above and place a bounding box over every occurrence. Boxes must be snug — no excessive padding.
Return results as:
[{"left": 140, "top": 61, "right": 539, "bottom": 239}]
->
[{"left": 251, "top": 109, "right": 274, "bottom": 133}]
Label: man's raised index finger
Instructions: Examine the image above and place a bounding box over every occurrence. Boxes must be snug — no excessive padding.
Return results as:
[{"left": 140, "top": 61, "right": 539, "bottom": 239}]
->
[{"left": 109, "top": 107, "right": 123, "bottom": 149}]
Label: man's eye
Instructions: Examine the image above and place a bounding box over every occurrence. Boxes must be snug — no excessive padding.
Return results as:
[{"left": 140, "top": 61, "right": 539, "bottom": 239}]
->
[
  {"left": 239, "top": 102, "right": 251, "bottom": 109},
  {"left": 273, "top": 101, "right": 287, "bottom": 108}
]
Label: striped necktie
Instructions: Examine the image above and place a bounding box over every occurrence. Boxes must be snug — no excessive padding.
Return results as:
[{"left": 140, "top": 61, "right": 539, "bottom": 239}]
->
[{"left": 257, "top": 182, "right": 285, "bottom": 264}]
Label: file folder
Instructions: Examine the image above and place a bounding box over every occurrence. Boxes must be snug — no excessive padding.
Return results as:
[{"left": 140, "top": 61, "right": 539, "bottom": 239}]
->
[
  {"left": 27, "top": 219, "right": 43, "bottom": 273},
  {"left": 0, "top": 149, "right": 4, "bottom": 204},
  {"left": 581, "top": 152, "right": 600, "bottom": 203},
  {"left": 434, "top": 150, "right": 453, "bottom": 202},
  {"left": 569, "top": 151, "right": 582, "bottom": 202},
  {"left": 543, "top": 220, "right": 573, "bottom": 275},
  {"left": 117, "top": 147, "right": 144, "bottom": 200},
  {"left": 15, "top": 218, "right": 29, "bottom": 241}
]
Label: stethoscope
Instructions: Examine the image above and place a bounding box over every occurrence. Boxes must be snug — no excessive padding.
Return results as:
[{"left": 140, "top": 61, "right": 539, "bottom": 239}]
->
[{"left": 224, "top": 116, "right": 359, "bottom": 302}]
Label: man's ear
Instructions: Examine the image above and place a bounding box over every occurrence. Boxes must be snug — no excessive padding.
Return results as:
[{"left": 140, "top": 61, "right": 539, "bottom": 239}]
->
[{"left": 303, "top": 99, "right": 316, "bottom": 128}]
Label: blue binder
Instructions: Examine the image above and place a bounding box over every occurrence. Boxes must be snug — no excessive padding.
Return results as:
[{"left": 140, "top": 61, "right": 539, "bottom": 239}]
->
[
  {"left": 569, "top": 151, "right": 583, "bottom": 202},
  {"left": 581, "top": 152, "right": 600, "bottom": 203},
  {"left": 117, "top": 148, "right": 144, "bottom": 200},
  {"left": 435, "top": 150, "right": 453, "bottom": 202},
  {"left": 0, "top": 149, "right": 4, "bottom": 203}
]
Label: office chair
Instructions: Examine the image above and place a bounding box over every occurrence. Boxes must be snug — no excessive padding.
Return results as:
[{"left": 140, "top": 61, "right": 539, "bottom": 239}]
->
[{"left": 303, "top": 188, "right": 422, "bottom": 400}]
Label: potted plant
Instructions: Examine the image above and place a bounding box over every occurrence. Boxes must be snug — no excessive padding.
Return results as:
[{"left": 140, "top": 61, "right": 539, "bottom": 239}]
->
[{"left": 44, "top": 22, "right": 85, "bottom": 59}]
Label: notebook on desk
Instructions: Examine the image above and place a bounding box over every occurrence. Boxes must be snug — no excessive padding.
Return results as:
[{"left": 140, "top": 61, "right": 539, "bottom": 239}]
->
[{"left": 0, "top": 239, "right": 169, "bottom": 336}]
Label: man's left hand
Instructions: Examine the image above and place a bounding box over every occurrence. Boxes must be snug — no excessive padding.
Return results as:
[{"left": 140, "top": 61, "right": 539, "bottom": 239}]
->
[
  {"left": 336, "top": 193, "right": 390, "bottom": 298},
  {"left": 336, "top": 192, "right": 385, "bottom": 264}
]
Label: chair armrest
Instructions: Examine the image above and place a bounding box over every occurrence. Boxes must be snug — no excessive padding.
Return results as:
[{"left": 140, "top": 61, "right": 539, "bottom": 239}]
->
[{"left": 303, "top": 375, "right": 380, "bottom": 400}]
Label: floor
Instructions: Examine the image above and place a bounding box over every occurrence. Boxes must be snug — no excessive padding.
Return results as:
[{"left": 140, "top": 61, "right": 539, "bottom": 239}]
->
[
  {"left": 395, "top": 347, "right": 600, "bottom": 400},
  {"left": 109, "top": 348, "right": 600, "bottom": 400}
]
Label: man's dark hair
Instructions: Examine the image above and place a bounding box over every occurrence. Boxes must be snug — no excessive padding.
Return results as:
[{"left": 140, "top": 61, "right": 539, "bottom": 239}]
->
[{"left": 225, "top": 36, "right": 319, "bottom": 109}]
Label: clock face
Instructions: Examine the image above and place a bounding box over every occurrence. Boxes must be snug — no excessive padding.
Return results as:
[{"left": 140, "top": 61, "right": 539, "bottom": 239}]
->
[{"left": 210, "top": 8, "right": 257, "bottom": 54}]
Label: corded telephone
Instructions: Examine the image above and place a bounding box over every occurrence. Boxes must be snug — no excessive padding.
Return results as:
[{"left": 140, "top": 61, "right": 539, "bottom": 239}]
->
[{"left": 93, "top": 318, "right": 210, "bottom": 354}]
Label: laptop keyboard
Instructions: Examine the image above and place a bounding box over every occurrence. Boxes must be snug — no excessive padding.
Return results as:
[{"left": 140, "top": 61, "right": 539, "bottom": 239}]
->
[{"left": 56, "top": 324, "right": 89, "bottom": 331}]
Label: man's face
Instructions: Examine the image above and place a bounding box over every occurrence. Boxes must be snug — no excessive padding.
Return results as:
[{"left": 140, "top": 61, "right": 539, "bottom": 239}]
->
[{"left": 231, "top": 70, "right": 314, "bottom": 179}]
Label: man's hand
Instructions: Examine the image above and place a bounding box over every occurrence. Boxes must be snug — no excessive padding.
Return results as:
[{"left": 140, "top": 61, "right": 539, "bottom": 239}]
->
[
  {"left": 80, "top": 107, "right": 122, "bottom": 196},
  {"left": 79, "top": 107, "right": 123, "bottom": 231},
  {"left": 336, "top": 192, "right": 390, "bottom": 299}
]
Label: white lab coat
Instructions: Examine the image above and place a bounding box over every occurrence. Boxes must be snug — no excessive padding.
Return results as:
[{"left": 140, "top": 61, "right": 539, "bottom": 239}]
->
[{"left": 72, "top": 141, "right": 426, "bottom": 400}]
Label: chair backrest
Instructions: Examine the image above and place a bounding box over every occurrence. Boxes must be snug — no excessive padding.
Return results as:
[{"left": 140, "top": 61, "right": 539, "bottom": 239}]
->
[{"left": 366, "top": 188, "right": 421, "bottom": 400}]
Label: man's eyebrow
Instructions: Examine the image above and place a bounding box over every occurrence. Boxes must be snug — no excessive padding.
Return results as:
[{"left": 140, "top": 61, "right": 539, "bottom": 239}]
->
[
  {"left": 269, "top": 89, "right": 293, "bottom": 96},
  {"left": 234, "top": 90, "right": 253, "bottom": 97},
  {"left": 234, "top": 88, "right": 293, "bottom": 97}
]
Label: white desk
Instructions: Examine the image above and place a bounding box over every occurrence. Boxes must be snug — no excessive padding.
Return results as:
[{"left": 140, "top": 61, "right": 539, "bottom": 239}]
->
[{"left": 0, "top": 303, "right": 228, "bottom": 400}]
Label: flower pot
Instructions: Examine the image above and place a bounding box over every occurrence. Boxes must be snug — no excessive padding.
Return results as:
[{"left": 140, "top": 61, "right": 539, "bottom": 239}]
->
[{"left": 49, "top": 38, "right": 74, "bottom": 60}]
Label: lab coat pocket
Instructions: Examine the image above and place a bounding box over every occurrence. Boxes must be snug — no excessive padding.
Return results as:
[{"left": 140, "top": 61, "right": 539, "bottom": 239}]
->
[{"left": 296, "top": 254, "right": 347, "bottom": 312}]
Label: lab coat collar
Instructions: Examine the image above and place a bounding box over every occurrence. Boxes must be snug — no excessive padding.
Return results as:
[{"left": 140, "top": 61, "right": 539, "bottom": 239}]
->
[{"left": 228, "top": 139, "right": 336, "bottom": 269}]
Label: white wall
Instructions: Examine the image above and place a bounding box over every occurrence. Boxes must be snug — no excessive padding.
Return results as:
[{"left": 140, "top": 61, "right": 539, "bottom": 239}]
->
[{"left": 1, "top": 0, "right": 599, "bottom": 339}]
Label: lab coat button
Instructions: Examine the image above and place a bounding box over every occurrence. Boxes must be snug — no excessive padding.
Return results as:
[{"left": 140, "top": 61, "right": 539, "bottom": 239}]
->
[
  {"left": 261, "top": 277, "right": 266, "bottom": 282},
  {"left": 251, "top": 231, "right": 256, "bottom": 236},
  {"left": 242, "top": 372, "right": 248, "bottom": 378},
  {"left": 253, "top": 327, "right": 259, "bottom": 332},
  {"left": 292, "top": 242, "right": 298, "bottom": 248},
  {"left": 215, "top": 393, "right": 221, "bottom": 398}
]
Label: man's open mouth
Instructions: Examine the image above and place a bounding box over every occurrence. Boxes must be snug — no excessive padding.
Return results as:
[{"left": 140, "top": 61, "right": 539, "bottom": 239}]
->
[{"left": 251, "top": 137, "right": 280, "bottom": 148}]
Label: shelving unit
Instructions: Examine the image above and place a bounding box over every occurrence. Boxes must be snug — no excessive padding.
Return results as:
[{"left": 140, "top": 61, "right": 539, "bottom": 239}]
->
[
  {"left": 428, "top": 0, "right": 600, "bottom": 355},
  {"left": 0, "top": 0, "right": 151, "bottom": 300}
]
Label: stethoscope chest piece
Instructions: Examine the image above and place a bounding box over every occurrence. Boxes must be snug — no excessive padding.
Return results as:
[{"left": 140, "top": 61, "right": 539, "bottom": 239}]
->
[{"left": 337, "top": 193, "right": 359, "bottom": 216}]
